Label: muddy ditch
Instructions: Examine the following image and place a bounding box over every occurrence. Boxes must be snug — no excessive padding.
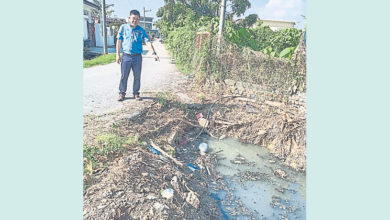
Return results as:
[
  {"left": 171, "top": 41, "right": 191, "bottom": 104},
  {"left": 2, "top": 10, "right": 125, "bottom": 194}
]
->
[{"left": 83, "top": 93, "right": 306, "bottom": 219}]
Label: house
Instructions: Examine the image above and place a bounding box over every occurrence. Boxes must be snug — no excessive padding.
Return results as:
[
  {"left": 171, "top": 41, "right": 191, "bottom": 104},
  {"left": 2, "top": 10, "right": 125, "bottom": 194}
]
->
[
  {"left": 137, "top": 16, "right": 159, "bottom": 39},
  {"left": 83, "top": 0, "right": 100, "bottom": 47},
  {"left": 107, "top": 17, "right": 126, "bottom": 25},
  {"left": 83, "top": 0, "right": 118, "bottom": 48},
  {"left": 256, "top": 19, "right": 296, "bottom": 31},
  {"left": 139, "top": 16, "right": 153, "bottom": 31}
]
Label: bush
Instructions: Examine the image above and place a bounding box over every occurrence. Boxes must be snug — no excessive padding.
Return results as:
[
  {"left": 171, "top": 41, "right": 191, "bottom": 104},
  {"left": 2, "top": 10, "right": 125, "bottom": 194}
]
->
[{"left": 158, "top": 12, "right": 305, "bottom": 95}]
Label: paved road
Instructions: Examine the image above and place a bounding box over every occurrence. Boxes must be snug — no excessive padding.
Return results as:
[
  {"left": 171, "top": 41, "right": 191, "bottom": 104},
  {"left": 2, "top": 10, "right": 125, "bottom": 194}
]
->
[{"left": 83, "top": 41, "right": 188, "bottom": 115}]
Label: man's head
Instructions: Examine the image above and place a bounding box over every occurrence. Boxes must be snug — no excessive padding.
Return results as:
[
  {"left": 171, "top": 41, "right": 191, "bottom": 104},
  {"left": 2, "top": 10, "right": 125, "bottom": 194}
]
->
[{"left": 129, "top": 10, "right": 140, "bottom": 27}]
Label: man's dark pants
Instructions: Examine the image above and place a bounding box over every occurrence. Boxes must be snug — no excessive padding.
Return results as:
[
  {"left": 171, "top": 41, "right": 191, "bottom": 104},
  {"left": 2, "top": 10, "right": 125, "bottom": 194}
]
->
[{"left": 119, "top": 53, "right": 142, "bottom": 96}]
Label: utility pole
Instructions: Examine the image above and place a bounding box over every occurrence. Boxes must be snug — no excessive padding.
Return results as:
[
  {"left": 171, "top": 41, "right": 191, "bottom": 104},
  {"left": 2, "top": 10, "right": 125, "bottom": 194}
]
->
[
  {"left": 102, "top": 0, "right": 108, "bottom": 54},
  {"left": 143, "top": 7, "right": 152, "bottom": 33},
  {"left": 217, "top": 0, "right": 227, "bottom": 54}
]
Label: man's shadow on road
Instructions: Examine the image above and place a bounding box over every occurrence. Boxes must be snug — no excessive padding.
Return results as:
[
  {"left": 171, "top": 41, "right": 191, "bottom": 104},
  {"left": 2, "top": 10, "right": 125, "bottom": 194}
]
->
[{"left": 123, "top": 96, "right": 158, "bottom": 101}]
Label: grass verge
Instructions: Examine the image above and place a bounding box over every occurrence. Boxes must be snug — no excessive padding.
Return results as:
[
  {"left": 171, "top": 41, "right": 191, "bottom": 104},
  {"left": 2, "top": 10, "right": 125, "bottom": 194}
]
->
[
  {"left": 83, "top": 133, "right": 140, "bottom": 190},
  {"left": 83, "top": 54, "right": 116, "bottom": 68}
]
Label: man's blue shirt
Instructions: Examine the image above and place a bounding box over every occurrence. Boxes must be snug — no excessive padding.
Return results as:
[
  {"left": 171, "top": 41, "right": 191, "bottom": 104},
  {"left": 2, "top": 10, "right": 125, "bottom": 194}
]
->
[{"left": 117, "top": 24, "right": 150, "bottom": 54}]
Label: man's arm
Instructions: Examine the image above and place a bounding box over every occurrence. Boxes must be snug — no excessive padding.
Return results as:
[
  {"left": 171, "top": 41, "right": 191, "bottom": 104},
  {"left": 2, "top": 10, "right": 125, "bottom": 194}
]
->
[
  {"left": 116, "top": 39, "right": 122, "bottom": 64},
  {"left": 146, "top": 42, "right": 159, "bottom": 62}
]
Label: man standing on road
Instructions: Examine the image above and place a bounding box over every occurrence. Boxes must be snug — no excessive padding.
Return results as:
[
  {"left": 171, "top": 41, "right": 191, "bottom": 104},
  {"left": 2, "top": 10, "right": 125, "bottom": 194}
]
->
[{"left": 116, "top": 10, "right": 159, "bottom": 101}]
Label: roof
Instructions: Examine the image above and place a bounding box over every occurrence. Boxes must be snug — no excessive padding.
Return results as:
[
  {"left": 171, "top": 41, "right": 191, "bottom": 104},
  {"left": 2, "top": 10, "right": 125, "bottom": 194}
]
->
[
  {"left": 83, "top": 0, "right": 100, "bottom": 10},
  {"left": 260, "top": 19, "right": 295, "bottom": 25}
]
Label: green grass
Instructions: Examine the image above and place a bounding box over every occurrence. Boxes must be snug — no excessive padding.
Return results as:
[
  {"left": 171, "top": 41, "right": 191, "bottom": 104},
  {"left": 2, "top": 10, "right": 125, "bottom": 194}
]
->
[
  {"left": 83, "top": 133, "right": 125, "bottom": 190},
  {"left": 83, "top": 54, "right": 116, "bottom": 68},
  {"left": 156, "top": 92, "right": 171, "bottom": 105},
  {"left": 83, "top": 133, "right": 145, "bottom": 190}
]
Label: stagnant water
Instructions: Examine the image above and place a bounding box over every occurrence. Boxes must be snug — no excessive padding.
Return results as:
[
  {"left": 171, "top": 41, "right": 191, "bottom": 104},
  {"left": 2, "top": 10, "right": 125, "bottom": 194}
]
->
[{"left": 207, "top": 138, "right": 306, "bottom": 220}]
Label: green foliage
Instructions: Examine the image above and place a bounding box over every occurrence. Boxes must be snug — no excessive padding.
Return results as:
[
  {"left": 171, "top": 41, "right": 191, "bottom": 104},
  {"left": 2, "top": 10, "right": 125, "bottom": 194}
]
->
[
  {"left": 197, "top": 92, "right": 206, "bottom": 103},
  {"left": 124, "top": 135, "right": 139, "bottom": 147},
  {"left": 83, "top": 134, "right": 125, "bottom": 168},
  {"left": 157, "top": 0, "right": 250, "bottom": 37},
  {"left": 155, "top": 0, "right": 304, "bottom": 92},
  {"left": 168, "top": 148, "right": 175, "bottom": 157},
  {"left": 279, "top": 47, "right": 295, "bottom": 59},
  {"left": 156, "top": 92, "right": 172, "bottom": 105},
  {"left": 269, "top": 28, "right": 301, "bottom": 53},
  {"left": 224, "top": 21, "right": 259, "bottom": 51},
  {"left": 96, "top": 134, "right": 125, "bottom": 157},
  {"left": 162, "top": 15, "right": 214, "bottom": 73},
  {"left": 230, "top": 0, "right": 251, "bottom": 17},
  {"left": 225, "top": 21, "right": 302, "bottom": 57},
  {"left": 165, "top": 25, "right": 196, "bottom": 72},
  {"left": 252, "top": 22, "right": 274, "bottom": 49},
  {"left": 83, "top": 133, "right": 127, "bottom": 190},
  {"left": 239, "top": 14, "right": 259, "bottom": 28},
  {"left": 83, "top": 54, "right": 116, "bottom": 67}
]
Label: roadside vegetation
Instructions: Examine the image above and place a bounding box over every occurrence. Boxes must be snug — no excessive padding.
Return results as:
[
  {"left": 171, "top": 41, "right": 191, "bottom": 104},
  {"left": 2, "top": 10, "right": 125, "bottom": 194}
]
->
[
  {"left": 155, "top": 0, "right": 305, "bottom": 96},
  {"left": 156, "top": 0, "right": 302, "bottom": 60},
  {"left": 83, "top": 132, "right": 142, "bottom": 190},
  {"left": 83, "top": 54, "right": 116, "bottom": 68}
]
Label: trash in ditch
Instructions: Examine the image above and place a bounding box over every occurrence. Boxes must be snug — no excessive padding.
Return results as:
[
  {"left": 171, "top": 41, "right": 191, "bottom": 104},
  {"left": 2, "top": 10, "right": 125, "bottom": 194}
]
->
[
  {"left": 196, "top": 112, "right": 209, "bottom": 127},
  {"left": 153, "top": 202, "right": 169, "bottom": 211},
  {"left": 199, "top": 143, "right": 208, "bottom": 155},
  {"left": 198, "top": 118, "right": 209, "bottom": 127},
  {"left": 188, "top": 163, "right": 200, "bottom": 172},
  {"left": 147, "top": 145, "right": 161, "bottom": 155},
  {"left": 179, "top": 135, "right": 190, "bottom": 146},
  {"left": 146, "top": 194, "right": 158, "bottom": 200},
  {"left": 186, "top": 190, "right": 200, "bottom": 209},
  {"left": 274, "top": 168, "right": 288, "bottom": 179},
  {"left": 161, "top": 188, "right": 174, "bottom": 199},
  {"left": 159, "top": 155, "right": 168, "bottom": 162},
  {"left": 219, "top": 134, "right": 227, "bottom": 140}
]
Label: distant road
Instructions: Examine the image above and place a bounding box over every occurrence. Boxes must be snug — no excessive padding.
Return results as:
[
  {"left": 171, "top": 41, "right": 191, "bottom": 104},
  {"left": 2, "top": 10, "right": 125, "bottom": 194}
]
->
[{"left": 83, "top": 41, "right": 188, "bottom": 115}]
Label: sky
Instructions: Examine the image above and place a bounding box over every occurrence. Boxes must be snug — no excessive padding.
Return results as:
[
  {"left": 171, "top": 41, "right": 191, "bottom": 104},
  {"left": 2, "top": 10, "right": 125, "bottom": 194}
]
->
[{"left": 104, "top": 0, "right": 306, "bottom": 28}]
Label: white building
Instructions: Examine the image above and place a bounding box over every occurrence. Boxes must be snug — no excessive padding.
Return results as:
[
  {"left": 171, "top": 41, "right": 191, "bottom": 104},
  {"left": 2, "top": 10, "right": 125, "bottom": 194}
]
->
[
  {"left": 256, "top": 19, "right": 296, "bottom": 31},
  {"left": 83, "top": 0, "right": 115, "bottom": 47},
  {"left": 139, "top": 16, "right": 153, "bottom": 31},
  {"left": 83, "top": 0, "right": 100, "bottom": 41}
]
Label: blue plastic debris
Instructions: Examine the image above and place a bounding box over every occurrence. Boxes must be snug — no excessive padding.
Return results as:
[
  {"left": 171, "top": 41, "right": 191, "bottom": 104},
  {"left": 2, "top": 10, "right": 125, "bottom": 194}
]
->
[
  {"left": 210, "top": 193, "right": 229, "bottom": 220},
  {"left": 147, "top": 145, "right": 161, "bottom": 155},
  {"left": 187, "top": 163, "right": 200, "bottom": 172}
]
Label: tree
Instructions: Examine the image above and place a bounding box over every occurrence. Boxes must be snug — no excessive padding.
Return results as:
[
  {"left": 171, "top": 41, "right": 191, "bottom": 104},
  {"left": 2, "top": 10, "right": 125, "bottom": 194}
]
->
[
  {"left": 227, "top": 0, "right": 251, "bottom": 17},
  {"left": 91, "top": 0, "right": 115, "bottom": 18},
  {"left": 157, "top": 0, "right": 250, "bottom": 19},
  {"left": 239, "top": 14, "right": 258, "bottom": 28},
  {"left": 156, "top": 0, "right": 251, "bottom": 34}
]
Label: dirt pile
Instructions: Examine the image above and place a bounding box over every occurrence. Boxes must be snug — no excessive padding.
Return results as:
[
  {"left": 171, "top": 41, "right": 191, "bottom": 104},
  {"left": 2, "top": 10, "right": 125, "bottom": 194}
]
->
[{"left": 83, "top": 147, "right": 221, "bottom": 220}]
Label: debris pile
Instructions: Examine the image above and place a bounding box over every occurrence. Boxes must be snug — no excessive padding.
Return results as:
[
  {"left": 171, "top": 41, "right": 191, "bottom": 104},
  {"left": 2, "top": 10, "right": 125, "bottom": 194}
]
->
[
  {"left": 83, "top": 93, "right": 306, "bottom": 219},
  {"left": 204, "top": 97, "right": 306, "bottom": 171},
  {"left": 83, "top": 147, "right": 221, "bottom": 220}
]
